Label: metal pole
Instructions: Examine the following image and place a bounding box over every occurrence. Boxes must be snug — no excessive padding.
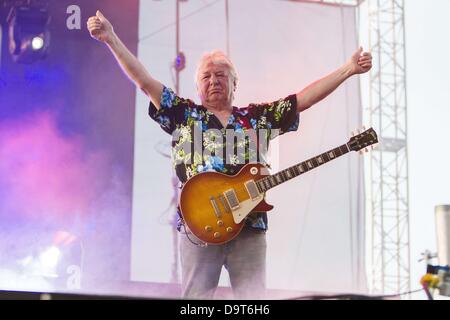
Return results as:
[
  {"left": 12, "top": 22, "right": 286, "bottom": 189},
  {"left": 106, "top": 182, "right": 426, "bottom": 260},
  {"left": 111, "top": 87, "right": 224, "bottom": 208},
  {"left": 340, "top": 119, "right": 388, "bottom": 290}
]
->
[{"left": 175, "top": 0, "right": 180, "bottom": 94}]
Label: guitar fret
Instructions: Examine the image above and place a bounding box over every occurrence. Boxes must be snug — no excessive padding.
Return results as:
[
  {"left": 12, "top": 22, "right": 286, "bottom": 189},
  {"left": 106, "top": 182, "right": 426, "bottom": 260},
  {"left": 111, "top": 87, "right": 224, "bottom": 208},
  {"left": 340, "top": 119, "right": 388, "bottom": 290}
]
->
[
  {"left": 298, "top": 163, "right": 305, "bottom": 173},
  {"left": 284, "top": 169, "right": 292, "bottom": 180},
  {"left": 334, "top": 147, "right": 342, "bottom": 157},
  {"left": 289, "top": 168, "right": 295, "bottom": 178},
  {"left": 275, "top": 174, "right": 283, "bottom": 183},
  {"left": 257, "top": 181, "right": 265, "bottom": 193},
  {"left": 286, "top": 169, "right": 292, "bottom": 179},
  {"left": 300, "top": 162, "right": 307, "bottom": 171},
  {"left": 264, "top": 179, "right": 271, "bottom": 189},
  {"left": 269, "top": 176, "right": 277, "bottom": 186},
  {"left": 317, "top": 155, "right": 324, "bottom": 164},
  {"left": 261, "top": 178, "right": 266, "bottom": 189}
]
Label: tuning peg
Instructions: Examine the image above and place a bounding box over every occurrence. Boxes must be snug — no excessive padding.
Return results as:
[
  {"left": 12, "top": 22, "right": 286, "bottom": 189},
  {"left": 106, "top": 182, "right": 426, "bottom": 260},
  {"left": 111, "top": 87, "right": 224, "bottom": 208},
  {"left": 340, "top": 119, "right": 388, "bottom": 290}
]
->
[
  {"left": 362, "top": 126, "right": 366, "bottom": 131},
  {"left": 365, "top": 148, "right": 369, "bottom": 153},
  {"left": 351, "top": 131, "right": 355, "bottom": 137}
]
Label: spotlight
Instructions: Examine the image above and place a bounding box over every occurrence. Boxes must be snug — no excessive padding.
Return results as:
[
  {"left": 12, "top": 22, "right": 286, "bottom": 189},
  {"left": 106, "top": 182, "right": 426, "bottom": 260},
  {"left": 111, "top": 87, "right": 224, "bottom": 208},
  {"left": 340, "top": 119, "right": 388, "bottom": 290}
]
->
[
  {"left": 6, "top": 4, "right": 51, "bottom": 64},
  {"left": 31, "top": 36, "right": 44, "bottom": 50}
]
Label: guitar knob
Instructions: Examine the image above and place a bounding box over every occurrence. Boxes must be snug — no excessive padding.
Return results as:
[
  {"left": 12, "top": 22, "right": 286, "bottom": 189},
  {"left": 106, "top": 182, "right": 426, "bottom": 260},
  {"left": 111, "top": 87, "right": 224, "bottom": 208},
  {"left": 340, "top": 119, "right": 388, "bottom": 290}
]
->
[
  {"left": 213, "top": 232, "right": 221, "bottom": 238},
  {"left": 217, "top": 220, "right": 224, "bottom": 226},
  {"left": 204, "top": 226, "right": 212, "bottom": 232},
  {"left": 226, "top": 227, "right": 233, "bottom": 233}
]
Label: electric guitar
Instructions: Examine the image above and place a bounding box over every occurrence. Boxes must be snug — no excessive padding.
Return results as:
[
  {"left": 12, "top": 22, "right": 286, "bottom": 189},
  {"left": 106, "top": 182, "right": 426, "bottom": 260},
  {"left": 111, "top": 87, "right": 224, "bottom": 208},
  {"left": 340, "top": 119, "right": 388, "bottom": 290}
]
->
[{"left": 179, "top": 127, "right": 378, "bottom": 245}]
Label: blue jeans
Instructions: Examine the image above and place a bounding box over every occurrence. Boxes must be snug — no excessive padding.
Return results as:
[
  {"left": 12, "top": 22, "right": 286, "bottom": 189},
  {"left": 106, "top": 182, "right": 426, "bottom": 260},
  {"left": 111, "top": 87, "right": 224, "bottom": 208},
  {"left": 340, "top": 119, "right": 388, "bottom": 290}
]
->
[{"left": 179, "top": 226, "right": 267, "bottom": 299}]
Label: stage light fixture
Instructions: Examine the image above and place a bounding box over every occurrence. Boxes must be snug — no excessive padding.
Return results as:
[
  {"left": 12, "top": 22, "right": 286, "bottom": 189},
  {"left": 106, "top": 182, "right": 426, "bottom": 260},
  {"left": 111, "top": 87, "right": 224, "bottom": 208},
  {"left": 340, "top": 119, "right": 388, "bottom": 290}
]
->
[
  {"left": 6, "top": 4, "right": 51, "bottom": 64},
  {"left": 31, "top": 35, "right": 44, "bottom": 50}
]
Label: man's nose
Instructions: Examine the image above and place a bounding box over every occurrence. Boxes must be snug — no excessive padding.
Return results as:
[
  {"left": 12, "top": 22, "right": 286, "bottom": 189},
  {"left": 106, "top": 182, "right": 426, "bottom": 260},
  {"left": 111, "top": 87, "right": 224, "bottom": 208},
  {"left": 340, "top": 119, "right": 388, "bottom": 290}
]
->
[{"left": 210, "top": 75, "right": 219, "bottom": 84}]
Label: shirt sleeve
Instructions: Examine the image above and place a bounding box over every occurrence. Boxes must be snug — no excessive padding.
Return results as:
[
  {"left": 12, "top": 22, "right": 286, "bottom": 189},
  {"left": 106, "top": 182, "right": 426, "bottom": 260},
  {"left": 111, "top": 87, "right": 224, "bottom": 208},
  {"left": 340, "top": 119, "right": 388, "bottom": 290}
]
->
[
  {"left": 148, "top": 86, "right": 192, "bottom": 135},
  {"left": 247, "top": 94, "right": 300, "bottom": 139}
]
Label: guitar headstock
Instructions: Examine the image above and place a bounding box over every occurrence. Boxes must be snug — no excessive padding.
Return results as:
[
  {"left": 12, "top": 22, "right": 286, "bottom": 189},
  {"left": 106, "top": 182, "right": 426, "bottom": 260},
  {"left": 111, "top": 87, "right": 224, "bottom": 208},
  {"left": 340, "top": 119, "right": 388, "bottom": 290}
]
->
[{"left": 348, "top": 127, "right": 378, "bottom": 153}]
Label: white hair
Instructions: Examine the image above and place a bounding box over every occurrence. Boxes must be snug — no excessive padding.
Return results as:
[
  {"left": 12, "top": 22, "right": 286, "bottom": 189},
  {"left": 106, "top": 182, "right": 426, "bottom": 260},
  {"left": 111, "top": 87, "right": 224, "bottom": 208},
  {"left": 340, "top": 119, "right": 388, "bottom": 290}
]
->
[{"left": 194, "top": 50, "right": 239, "bottom": 102}]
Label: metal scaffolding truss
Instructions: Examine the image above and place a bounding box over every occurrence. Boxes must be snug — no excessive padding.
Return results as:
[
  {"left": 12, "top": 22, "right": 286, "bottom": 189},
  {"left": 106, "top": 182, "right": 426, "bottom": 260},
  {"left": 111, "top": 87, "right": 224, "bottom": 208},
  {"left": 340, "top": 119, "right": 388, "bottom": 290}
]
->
[
  {"left": 295, "top": 0, "right": 410, "bottom": 296},
  {"left": 366, "top": 0, "right": 410, "bottom": 296}
]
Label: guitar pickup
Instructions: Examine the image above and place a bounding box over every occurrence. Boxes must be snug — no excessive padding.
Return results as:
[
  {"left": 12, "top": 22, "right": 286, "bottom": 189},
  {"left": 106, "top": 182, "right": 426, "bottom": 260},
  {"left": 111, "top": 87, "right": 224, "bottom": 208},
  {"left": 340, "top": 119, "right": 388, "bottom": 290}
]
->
[
  {"left": 218, "top": 195, "right": 231, "bottom": 213},
  {"left": 244, "top": 180, "right": 260, "bottom": 200},
  {"left": 223, "top": 189, "right": 240, "bottom": 211}
]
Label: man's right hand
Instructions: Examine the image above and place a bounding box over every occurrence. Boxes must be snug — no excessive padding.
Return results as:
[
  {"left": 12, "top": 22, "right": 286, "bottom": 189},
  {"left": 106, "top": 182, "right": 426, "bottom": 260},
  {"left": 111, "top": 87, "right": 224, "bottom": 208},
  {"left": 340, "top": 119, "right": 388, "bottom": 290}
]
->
[
  {"left": 87, "top": 10, "right": 114, "bottom": 43},
  {"left": 86, "top": 9, "right": 164, "bottom": 107}
]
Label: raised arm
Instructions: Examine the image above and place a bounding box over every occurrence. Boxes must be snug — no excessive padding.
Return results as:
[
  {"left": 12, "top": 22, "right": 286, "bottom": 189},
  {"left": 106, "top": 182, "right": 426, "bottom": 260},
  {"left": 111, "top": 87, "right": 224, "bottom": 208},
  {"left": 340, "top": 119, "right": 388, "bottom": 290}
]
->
[
  {"left": 296, "top": 47, "right": 372, "bottom": 112},
  {"left": 87, "top": 10, "right": 163, "bottom": 109}
]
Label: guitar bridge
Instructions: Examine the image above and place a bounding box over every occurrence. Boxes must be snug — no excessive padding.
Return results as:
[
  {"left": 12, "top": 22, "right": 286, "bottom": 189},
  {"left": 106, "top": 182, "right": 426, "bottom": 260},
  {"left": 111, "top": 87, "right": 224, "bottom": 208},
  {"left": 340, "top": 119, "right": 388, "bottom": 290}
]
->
[{"left": 223, "top": 189, "right": 240, "bottom": 210}]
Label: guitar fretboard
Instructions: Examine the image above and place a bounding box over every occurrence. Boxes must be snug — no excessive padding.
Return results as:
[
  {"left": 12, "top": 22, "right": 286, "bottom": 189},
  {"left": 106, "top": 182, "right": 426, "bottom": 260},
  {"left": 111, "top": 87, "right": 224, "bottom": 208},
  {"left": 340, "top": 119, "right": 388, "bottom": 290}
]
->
[{"left": 256, "top": 143, "right": 350, "bottom": 193}]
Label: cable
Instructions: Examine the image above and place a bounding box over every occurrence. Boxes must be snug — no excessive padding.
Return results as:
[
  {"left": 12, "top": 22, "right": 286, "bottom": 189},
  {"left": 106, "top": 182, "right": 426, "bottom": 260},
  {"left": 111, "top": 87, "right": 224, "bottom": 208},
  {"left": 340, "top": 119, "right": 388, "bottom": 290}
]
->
[{"left": 181, "top": 223, "right": 208, "bottom": 248}]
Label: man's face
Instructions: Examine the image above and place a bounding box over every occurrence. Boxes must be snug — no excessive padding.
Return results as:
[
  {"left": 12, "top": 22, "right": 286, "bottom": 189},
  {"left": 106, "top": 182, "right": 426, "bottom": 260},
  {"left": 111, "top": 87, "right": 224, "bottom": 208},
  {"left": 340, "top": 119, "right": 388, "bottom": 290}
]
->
[{"left": 197, "top": 62, "right": 233, "bottom": 106}]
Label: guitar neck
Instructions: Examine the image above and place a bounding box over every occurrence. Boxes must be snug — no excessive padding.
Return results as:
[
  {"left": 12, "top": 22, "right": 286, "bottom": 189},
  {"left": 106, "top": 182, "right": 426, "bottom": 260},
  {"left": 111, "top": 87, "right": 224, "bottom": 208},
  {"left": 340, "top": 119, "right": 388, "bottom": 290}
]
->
[{"left": 256, "top": 143, "right": 350, "bottom": 193}]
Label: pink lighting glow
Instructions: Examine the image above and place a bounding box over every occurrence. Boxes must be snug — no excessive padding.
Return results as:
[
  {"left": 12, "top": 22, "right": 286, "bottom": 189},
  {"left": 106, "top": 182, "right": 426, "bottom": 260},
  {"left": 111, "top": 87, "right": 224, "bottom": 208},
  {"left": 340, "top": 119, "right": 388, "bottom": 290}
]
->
[{"left": 0, "top": 111, "right": 113, "bottom": 225}]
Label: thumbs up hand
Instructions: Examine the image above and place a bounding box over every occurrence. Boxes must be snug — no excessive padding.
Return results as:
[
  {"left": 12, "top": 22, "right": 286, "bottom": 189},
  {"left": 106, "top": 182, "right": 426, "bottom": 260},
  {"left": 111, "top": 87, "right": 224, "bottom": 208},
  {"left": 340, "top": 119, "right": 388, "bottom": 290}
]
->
[
  {"left": 87, "top": 10, "right": 114, "bottom": 43},
  {"left": 347, "top": 46, "right": 373, "bottom": 75}
]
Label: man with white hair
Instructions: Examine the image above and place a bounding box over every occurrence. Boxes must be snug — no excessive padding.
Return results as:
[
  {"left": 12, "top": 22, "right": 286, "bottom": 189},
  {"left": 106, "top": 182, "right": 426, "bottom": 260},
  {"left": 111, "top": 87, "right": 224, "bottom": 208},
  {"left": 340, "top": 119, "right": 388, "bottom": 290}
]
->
[{"left": 87, "top": 10, "right": 372, "bottom": 299}]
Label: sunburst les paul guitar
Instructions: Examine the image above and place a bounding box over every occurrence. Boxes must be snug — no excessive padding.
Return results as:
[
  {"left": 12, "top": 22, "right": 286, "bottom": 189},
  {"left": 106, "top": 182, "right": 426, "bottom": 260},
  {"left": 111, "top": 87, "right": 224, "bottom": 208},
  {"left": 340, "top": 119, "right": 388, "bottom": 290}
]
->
[{"left": 179, "top": 128, "right": 378, "bottom": 245}]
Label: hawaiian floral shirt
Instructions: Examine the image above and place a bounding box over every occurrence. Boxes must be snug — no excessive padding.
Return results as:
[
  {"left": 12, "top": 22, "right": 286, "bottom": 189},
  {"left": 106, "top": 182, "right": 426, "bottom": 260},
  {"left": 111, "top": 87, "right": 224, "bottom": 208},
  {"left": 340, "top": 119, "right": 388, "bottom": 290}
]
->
[{"left": 149, "top": 86, "right": 300, "bottom": 232}]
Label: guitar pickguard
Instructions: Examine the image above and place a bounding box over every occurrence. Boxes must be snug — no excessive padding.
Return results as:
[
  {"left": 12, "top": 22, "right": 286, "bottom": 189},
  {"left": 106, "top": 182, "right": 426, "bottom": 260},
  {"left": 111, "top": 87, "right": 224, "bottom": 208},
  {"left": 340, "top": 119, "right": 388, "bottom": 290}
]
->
[{"left": 231, "top": 194, "right": 264, "bottom": 224}]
